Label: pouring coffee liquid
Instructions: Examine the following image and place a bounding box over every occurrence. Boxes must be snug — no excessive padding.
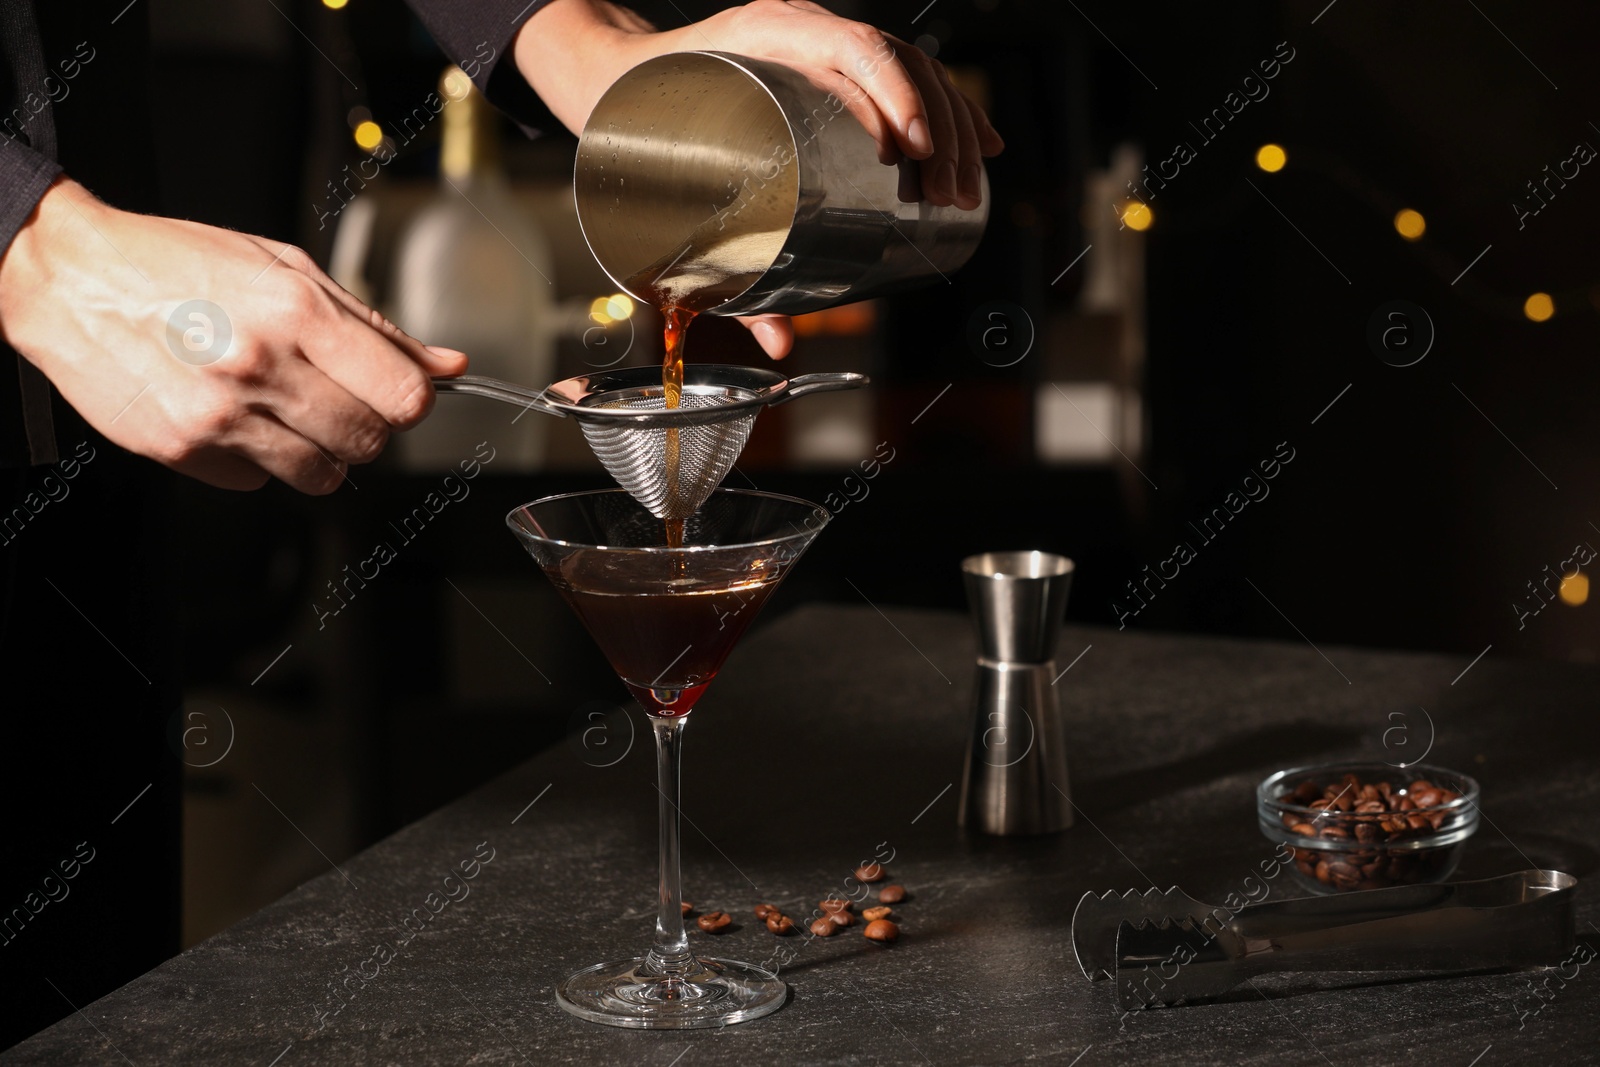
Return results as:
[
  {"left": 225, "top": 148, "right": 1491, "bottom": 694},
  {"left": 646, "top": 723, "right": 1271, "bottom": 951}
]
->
[
  {"left": 579, "top": 51, "right": 989, "bottom": 543},
  {"left": 624, "top": 226, "right": 790, "bottom": 546}
]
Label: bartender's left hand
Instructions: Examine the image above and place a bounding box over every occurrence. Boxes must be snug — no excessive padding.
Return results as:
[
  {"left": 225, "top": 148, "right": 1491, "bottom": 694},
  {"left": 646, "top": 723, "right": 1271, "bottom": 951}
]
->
[{"left": 512, "top": 0, "right": 1003, "bottom": 360}]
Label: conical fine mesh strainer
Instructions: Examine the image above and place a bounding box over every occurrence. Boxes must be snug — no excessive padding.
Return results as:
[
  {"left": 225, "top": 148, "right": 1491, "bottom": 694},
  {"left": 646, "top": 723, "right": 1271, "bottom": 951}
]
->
[{"left": 435, "top": 366, "right": 866, "bottom": 521}]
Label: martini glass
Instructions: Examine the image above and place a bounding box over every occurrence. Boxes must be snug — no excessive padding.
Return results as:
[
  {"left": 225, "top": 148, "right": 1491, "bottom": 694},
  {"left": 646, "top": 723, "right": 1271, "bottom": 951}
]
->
[{"left": 507, "top": 487, "right": 828, "bottom": 1029}]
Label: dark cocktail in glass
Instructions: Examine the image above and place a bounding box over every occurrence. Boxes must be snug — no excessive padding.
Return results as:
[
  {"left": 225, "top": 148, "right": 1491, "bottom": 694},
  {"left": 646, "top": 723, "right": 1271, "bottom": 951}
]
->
[{"left": 508, "top": 487, "right": 827, "bottom": 1028}]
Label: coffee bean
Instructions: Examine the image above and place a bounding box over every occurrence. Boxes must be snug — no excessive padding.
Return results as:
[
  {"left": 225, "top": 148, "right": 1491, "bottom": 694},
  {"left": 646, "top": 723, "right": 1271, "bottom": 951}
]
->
[
  {"left": 1289, "top": 822, "right": 1316, "bottom": 837},
  {"left": 878, "top": 884, "right": 906, "bottom": 904},
  {"left": 809, "top": 917, "right": 836, "bottom": 937},
  {"left": 754, "top": 903, "right": 779, "bottom": 921},
  {"left": 766, "top": 914, "right": 795, "bottom": 935},
  {"left": 681, "top": 901, "right": 693, "bottom": 916},
  {"left": 863, "top": 906, "right": 892, "bottom": 921},
  {"left": 697, "top": 911, "right": 731, "bottom": 933},
  {"left": 1410, "top": 788, "right": 1442, "bottom": 809},
  {"left": 819, "top": 899, "right": 851, "bottom": 915},
  {"left": 828, "top": 909, "right": 856, "bottom": 927},
  {"left": 855, "top": 862, "right": 885, "bottom": 883},
  {"left": 864, "top": 919, "right": 899, "bottom": 943}
]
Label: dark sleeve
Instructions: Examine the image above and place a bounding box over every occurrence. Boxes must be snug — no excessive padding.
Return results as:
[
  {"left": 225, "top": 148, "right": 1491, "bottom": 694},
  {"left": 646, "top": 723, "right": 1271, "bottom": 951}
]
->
[
  {"left": 0, "top": 138, "right": 61, "bottom": 260},
  {"left": 0, "top": 139, "right": 63, "bottom": 468},
  {"left": 405, "top": 0, "right": 566, "bottom": 137}
]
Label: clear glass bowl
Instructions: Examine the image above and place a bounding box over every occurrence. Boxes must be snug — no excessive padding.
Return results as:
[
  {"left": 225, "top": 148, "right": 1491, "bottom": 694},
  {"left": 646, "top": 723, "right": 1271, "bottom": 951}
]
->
[{"left": 1257, "top": 761, "right": 1479, "bottom": 894}]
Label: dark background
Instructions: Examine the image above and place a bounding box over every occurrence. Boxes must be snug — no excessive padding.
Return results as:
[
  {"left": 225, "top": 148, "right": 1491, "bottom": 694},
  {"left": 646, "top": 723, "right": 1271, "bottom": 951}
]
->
[{"left": 136, "top": 0, "right": 1596, "bottom": 934}]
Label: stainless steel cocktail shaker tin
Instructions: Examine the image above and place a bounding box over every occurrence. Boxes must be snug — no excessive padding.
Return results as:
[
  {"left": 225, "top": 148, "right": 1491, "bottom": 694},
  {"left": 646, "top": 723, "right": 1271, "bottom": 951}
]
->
[
  {"left": 575, "top": 51, "right": 988, "bottom": 317},
  {"left": 959, "top": 551, "right": 1076, "bottom": 836}
]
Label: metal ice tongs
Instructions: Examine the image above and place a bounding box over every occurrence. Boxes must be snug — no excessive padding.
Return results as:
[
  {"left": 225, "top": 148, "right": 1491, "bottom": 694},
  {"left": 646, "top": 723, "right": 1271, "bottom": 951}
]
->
[{"left": 1070, "top": 870, "right": 1577, "bottom": 1009}]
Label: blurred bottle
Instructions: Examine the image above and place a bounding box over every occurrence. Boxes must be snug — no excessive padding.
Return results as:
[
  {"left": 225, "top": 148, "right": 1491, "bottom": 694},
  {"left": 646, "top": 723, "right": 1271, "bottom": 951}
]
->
[{"left": 390, "top": 67, "right": 557, "bottom": 471}]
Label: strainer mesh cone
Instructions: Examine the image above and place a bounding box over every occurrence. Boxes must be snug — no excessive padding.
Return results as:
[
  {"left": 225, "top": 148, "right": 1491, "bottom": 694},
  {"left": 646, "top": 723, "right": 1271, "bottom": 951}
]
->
[{"left": 577, "top": 387, "right": 759, "bottom": 523}]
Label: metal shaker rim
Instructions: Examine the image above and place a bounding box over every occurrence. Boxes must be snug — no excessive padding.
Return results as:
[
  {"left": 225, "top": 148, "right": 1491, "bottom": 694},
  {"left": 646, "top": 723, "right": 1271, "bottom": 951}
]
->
[
  {"left": 574, "top": 51, "right": 804, "bottom": 313},
  {"left": 962, "top": 551, "right": 1075, "bottom": 581}
]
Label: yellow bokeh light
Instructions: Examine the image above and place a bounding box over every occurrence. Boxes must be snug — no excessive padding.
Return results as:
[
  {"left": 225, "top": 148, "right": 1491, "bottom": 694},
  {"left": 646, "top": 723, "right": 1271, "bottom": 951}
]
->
[
  {"left": 1523, "top": 292, "right": 1555, "bottom": 322},
  {"left": 353, "top": 120, "right": 383, "bottom": 150},
  {"left": 1394, "top": 208, "right": 1426, "bottom": 240},
  {"left": 1255, "top": 144, "right": 1287, "bottom": 173},
  {"left": 589, "top": 296, "right": 614, "bottom": 325},
  {"left": 604, "top": 293, "right": 634, "bottom": 321},
  {"left": 322, "top": 0, "right": 349, "bottom": 9},
  {"left": 1560, "top": 572, "right": 1589, "bottom": 607},
  {"left": 1120, "top": 200, "right": 1153, "bottom": 232}
]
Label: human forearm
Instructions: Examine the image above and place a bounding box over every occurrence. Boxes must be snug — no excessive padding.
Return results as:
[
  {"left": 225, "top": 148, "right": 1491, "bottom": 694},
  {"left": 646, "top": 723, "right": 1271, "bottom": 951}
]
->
[
  {"left": 0, "top": 177, "right": 466, "bottom": 493},
  {"left": 510, "top": 0, "right": 657, "bottom": 136}
]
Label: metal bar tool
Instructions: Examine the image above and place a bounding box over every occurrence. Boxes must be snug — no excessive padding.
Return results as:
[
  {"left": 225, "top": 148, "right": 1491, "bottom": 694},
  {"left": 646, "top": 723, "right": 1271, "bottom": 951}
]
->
[
  {"left": 957, "top": 551, "right": 1075, "bottom": 835},
  {"left": 1070, "top": 869, "right": 1577, "bottom": 1009}
]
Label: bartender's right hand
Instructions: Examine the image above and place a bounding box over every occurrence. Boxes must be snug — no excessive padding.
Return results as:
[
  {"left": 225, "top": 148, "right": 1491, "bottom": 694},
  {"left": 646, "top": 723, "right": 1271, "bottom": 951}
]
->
[{"left": 0, "top": 177, "right": 468, "bottom": 494}]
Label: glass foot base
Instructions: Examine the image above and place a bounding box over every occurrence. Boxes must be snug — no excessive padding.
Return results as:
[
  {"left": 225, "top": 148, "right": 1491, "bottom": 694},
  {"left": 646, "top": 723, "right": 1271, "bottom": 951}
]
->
[{"left": 555, "top": 956, "right": 787, "bottom": 1029}]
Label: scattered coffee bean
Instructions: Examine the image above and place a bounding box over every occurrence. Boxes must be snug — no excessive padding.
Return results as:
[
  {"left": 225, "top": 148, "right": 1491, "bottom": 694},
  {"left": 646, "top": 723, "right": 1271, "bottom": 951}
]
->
[
  {"left": 855, "top": 862, "right": 885, "bottom": 883},
  {"left": 819, "top": 899, "right": 852, "bottom": 915},
  {"left": 753, "top": 903, "right": 779, "bottom": 921},
  {"left": 878, "top": 884, "right": 906, "bottom": 904},
  {"left": 863, "top": 906, "right": 892, "bottom": 921},
  {"left": 864, "top": 919, "right": 899, "bottom": 943},
  {"left": 809, "top": 917, "right": 836, "bottom": 937},
  {"left": 828, "top": 909, "right": 855, "bottom": 927},
  {"left": 681, "top": 901, "right": 693, "bottom": 916},
  {"left": 697, "top": 911, "right": 731, "bottom": 933},
  {"left": 766, "top": 914, "right": 795, "bottom": 935}
]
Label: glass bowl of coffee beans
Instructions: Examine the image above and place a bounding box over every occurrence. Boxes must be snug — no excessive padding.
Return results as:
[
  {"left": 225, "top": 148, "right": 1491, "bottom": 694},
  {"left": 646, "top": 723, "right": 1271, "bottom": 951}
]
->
[{"left": 1257, "top": 761, "right": 1479, "bottom": 894}]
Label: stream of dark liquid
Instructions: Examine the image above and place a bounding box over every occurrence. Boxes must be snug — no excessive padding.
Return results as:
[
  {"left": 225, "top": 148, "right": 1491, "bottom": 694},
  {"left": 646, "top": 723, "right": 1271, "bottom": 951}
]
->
[{"left": 660, "top": 304, "right": 696, "bottom": 549}]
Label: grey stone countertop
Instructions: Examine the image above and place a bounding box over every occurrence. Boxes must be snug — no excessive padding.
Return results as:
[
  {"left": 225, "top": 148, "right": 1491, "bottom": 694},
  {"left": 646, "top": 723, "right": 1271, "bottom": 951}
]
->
[{"left": 11, "top": 604, "right": 1598, "bottom": 1065}]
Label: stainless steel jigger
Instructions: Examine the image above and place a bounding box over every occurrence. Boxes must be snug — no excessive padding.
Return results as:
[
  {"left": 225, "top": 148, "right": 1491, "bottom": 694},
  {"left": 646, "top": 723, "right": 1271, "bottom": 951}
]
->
[{"left": 958, "top": 551, "right": 1076, "bottom": 836}]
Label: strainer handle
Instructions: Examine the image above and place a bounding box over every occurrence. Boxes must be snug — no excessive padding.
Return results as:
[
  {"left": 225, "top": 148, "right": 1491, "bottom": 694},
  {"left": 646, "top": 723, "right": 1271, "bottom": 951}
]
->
[
  {"left": 432, "top": 375, "right": 566, "bottom": 417},
  {"left": 772, "top": 372, "right": 870, "bottom": 405}
]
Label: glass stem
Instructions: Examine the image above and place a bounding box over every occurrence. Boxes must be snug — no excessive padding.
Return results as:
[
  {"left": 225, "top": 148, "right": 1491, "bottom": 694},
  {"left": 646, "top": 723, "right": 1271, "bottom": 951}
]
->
[{"left": 646, "top": 714, "right": 693, "bottom": 974}]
